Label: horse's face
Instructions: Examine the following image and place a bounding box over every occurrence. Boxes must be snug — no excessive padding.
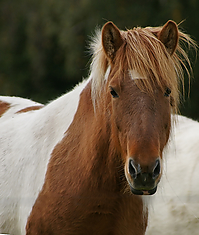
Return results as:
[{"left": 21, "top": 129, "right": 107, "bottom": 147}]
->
[
  {"left": 108, "top": 73, "right": 171, "bottom": 195},
  {"left": 102, "top": 21, "right": 179, "bottom": 195}
]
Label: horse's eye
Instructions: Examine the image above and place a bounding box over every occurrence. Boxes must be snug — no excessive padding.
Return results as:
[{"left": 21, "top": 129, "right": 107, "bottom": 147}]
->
[
  {"left": 164, "top": 87, "right": 171, "bottom": 97},
  {"left": 110, "top": 87, "right": 119, "bottom": 98}
]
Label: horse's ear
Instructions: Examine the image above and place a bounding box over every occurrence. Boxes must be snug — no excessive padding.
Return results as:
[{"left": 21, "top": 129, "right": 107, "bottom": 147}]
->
[
  {"left": 158, "top": 20, "right": 179, "bottom": 55},
  {"left": 102, "top": 22, "right": 123, "bottom": 60}
]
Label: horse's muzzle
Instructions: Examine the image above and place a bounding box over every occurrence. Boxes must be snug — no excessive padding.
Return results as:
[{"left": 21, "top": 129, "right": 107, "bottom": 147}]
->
[
  {"left": 126, "top": 158, "right": 161, "bottom": 195},
  {"left": 130, "top": 185, "right": 157, "bottom": 195}
]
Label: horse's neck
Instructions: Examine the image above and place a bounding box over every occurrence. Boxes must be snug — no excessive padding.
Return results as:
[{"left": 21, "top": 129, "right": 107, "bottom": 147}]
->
[{"left": 46, "top": 81, "right": 122, "bottom": 194}]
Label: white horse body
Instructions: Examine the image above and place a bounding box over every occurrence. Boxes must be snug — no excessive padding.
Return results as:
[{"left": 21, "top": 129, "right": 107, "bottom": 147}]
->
[
  {"left": 146, "top": 115, "right": 199, "bottom": 235},
  {"left": 0, "top": 80, "right": 88, "bottom": 234}
]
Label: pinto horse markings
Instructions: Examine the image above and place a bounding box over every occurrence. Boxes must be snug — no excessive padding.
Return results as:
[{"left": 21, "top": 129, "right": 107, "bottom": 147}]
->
[
  {"left": 0, "top": 21, "right": 194, "bottom": 234},
  {"left": 0, "top": 101, "right": 10, "bottom": 117}
]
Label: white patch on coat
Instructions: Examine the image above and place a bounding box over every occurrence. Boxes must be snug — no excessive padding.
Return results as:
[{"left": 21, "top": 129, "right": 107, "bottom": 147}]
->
[{"left": 129, "top": 70, "right": 146, "bottom": 80}]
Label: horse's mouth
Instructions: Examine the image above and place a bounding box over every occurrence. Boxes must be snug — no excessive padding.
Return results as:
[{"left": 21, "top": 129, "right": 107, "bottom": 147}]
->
[{"left": 130, "top": 186, "right": 157, "bottom": 195}]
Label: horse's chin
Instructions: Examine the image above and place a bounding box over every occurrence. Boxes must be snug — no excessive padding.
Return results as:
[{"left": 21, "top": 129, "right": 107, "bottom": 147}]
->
[{"left": 130, "top": 186, "right": 157, "bottom": 195}]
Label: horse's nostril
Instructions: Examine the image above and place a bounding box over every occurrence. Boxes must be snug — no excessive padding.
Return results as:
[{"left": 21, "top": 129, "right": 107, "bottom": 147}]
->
[
  {"left": 153, "top": 159, "right": 161, "bottom": 179},
  {"left": 128, "top": 159, "right": 137, "bottom": 179}
]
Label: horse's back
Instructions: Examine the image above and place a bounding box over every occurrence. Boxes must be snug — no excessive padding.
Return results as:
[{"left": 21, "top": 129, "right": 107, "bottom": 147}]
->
[
  {"left": 0, "top": 96, "right": 43, "bottom": 119},
  {"left": 146, "top": 115, "right": 199, "bottom": 235}
]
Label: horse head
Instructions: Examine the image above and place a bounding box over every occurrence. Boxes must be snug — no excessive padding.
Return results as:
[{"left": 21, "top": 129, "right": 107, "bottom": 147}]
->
[{"left": 98, "top": 21, "right": 179, "bottom": 195}]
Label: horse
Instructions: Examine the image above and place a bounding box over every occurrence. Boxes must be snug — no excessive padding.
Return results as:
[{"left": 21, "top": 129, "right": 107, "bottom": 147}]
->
[
  {"left": 0, "top": 20, "right": 194, "bottom": 235},
  {"left": 146, "top": 114, "right": 199, "bottom": 235}
]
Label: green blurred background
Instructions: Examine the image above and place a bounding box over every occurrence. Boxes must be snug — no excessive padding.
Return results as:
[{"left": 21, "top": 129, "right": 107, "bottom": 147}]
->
[{"left": 0, "top": 0, "right": 198, "bottom": 119}]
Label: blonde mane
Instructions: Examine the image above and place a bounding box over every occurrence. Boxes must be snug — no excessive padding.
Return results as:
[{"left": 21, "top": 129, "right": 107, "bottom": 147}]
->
[{"left": 89, "top": 23, "right": 196, "bottom": 113}]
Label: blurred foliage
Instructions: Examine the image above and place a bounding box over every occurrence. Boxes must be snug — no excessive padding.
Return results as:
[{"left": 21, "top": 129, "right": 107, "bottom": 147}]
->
[{"left": 0, "top": 0, "right": 198, "bottom": 118}]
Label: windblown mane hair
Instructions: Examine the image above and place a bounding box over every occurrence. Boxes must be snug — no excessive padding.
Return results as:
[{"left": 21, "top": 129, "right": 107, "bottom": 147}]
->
[{"left": 89, "top": 23, "right": 196, "bottom": 113}]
